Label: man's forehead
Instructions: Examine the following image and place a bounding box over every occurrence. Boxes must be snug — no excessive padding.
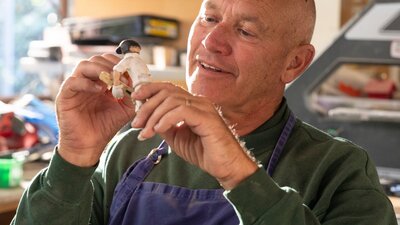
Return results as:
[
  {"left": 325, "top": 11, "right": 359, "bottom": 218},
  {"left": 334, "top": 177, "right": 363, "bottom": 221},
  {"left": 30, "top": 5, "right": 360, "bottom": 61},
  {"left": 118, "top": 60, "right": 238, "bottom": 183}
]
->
[
  {"left": 200, "top": 0, "right": 276, "bottom": 26},
  {"left": 201, "top": 0, "right": 311, "bottom": 9},
  {"left": 208, "top": 0, "right": 294, "bottom": 20},
  {"left": 202, "top": 0, "right": 273, "bottom": 8},
  {"left": 201, "top": 0, "right": 276, "bottom": 15},
  {"left": 202, "top": 0, "right": 216, "bottom": 9}
]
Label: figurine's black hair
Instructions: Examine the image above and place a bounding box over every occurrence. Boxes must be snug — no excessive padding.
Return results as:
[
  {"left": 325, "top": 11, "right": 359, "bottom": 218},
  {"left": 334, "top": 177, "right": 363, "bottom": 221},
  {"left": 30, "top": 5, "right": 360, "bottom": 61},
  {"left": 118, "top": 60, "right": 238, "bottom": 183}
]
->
[{"left": 116, "top": 39, "right": 141, "bottom": 54}]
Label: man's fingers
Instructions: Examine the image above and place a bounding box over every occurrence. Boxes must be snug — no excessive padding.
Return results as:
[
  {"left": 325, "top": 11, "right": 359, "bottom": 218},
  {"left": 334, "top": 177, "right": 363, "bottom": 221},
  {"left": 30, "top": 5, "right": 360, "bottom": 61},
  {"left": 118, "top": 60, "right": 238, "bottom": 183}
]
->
[
  {"left": 132, "top": 88, "right": 178, "bottom": 128},
  {"left": 102, "top": 53, "right": 121, "bottom": 64},
  {"left": 130, "top": 82, "right": 188, "bottom": 128},
  {"left": 72, "top": 59, "right": 113, "bottom": 80},
  {"left": 88, "top": 55, "right": 115, "bottom": 69},
  {"left": 136, "top": 95, "right": 219, "bottom": 141},
  {"left": 60, "top": 76, "right": 105, "bottom": 99},
  {"left": 132, "top": 82, "right": 185, "bottom": 101},
  {"left": 135, "top": 94, "right": 189, "bottom": 139},
  {"left": 154, "top": 105, "right": 203, "bottom": 133},
  {"left": 128, "top": 82, "right": 227, "bottom": 141}
]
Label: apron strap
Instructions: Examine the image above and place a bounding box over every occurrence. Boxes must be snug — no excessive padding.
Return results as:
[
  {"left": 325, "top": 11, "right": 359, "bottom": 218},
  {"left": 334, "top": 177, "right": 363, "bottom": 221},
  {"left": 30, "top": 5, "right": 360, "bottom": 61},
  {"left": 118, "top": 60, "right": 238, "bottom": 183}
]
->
[
  {"left": 266, "top": 113, "right": 296, "bottom": 176},
  {"left": 146, "top": 140, "right": 169, "bottom": 164},
  {"left": 110, "top": 140, "right": 169, "bottom": 218}
]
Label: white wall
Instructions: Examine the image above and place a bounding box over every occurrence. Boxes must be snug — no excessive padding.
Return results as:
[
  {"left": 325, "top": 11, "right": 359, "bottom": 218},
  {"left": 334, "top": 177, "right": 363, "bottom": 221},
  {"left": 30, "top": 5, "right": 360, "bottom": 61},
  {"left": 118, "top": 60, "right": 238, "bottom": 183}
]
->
[{"left": 312, "top": 0, "right": 342, "bottom": 57}]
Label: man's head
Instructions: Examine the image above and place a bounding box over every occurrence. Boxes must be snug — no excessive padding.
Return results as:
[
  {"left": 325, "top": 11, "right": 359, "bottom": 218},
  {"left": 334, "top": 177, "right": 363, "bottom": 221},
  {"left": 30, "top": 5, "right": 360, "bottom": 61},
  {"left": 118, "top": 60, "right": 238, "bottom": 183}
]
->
[
  {"left": 116, "top": 39, "right": 142, "bottom": 54},
  {"left": 186, "top": 0, "right": 316, "bottom": 120}
]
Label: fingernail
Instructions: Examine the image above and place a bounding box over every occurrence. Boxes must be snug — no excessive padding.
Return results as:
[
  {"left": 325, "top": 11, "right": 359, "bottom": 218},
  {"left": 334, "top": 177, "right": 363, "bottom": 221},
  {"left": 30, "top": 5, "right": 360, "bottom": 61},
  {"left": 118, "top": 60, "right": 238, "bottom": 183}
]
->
[
  {"left": 130, "top": 93, "right": 136, "bottom": 101},
  {"left": 134, "top": 84, "right": 142, "bottom": 93},
  {"left": 138, "top": 132, "right": 147, "bottom": 141},
  {"left": 154, "top": 123, "right": 160, "bottom": 131},
  {"left": 132, "top": 118, "right": 138, "bottom": 126},
  {"left": 132, "top": 88, "right": 139, "bottom": 97}
]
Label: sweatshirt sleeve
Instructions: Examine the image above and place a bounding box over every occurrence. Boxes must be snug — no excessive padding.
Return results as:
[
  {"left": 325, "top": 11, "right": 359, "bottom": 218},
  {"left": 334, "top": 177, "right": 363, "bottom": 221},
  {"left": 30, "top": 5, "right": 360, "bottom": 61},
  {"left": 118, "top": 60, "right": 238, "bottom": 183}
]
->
[
  {"left": 11, "top": 149, "right": 99, "bottom": 225},
  {"left": 224, "top": 168, "right": 320, "bottom": 225},
  {"left": 224, "top": 165, "right": 397, "bottom": 225}
]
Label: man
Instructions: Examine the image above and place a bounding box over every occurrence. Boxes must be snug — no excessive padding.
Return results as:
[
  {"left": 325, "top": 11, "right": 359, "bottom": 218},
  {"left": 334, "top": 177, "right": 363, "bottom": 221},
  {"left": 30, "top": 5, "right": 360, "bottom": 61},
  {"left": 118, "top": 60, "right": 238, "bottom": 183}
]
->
[{"left": 12, "top": 0, "right": 397, "bottom": 224}]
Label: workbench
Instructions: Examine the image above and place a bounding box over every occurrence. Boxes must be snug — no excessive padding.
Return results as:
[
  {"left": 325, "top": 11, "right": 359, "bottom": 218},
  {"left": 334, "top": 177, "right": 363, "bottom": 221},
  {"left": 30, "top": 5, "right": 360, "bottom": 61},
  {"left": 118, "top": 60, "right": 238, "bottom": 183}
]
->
[
  {"left": 1, "top": 162, "right": 399, "bottom": 225},
  {"left": 0, "top": 162, "right": 47, "bottom": 225}
]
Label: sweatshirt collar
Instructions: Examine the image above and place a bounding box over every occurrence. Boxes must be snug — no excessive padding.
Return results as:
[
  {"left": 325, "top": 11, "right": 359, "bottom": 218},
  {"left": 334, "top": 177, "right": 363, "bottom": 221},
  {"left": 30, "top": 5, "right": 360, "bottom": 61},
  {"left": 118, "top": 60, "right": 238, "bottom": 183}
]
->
[{"left": 240, "top": 98, "right": 292, "bottom": 155}]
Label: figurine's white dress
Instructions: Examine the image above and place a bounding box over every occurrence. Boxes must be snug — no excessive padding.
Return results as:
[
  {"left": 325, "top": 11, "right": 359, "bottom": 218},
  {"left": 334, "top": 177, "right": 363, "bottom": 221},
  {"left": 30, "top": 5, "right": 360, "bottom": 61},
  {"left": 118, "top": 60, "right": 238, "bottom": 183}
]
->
[
  {"left": 112, "top": 52, "right": 152, "bottom": 110},
  {"left": 113, "top": 52, "right": 151, "bottom": 88}
]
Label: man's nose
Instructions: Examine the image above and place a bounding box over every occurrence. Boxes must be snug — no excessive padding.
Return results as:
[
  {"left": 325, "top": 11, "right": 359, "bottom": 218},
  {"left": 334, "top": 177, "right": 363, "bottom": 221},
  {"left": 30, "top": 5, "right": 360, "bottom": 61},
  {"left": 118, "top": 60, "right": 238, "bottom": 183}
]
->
[{"left": 201, "top": 24, "right": 232, "bottom": 55}]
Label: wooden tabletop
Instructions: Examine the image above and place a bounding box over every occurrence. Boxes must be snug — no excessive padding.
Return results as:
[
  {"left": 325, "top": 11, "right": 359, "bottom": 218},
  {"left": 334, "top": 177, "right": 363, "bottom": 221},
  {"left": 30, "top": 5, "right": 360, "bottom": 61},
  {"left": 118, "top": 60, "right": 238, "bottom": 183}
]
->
[
  {"left": 0, "top": 188, "right": 23, "bottom": 213},
  {"left": 0, "top": 162, "right": 47, "bottom": 213},
  {"left": 1, "top": 162, "right": 400, "bottom": 216},
  {"left": 390, "top": 196, "right": 400, "bottom": 215}
]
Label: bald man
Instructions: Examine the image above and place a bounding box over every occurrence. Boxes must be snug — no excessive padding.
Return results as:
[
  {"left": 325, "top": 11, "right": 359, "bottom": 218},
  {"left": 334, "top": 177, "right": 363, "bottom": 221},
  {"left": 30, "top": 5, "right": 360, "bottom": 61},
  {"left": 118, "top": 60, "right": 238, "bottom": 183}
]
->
[{"left": 12, "top": 0, "right": 397, "bottom": 224}]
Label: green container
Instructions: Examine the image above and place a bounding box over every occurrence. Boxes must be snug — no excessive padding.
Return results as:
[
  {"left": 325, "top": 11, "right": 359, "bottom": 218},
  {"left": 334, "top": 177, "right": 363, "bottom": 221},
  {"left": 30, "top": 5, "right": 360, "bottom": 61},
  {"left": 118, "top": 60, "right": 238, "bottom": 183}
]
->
[{"left": 0, "top": 157, "right": 23, "bottom": 188}]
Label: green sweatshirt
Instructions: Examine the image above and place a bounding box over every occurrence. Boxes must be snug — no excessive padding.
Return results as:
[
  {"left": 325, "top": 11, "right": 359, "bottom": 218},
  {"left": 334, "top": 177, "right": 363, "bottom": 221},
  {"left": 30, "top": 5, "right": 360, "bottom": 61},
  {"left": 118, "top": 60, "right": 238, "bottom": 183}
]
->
[{"left": 12, "top": 101, "right": 397, "bottom": 225}]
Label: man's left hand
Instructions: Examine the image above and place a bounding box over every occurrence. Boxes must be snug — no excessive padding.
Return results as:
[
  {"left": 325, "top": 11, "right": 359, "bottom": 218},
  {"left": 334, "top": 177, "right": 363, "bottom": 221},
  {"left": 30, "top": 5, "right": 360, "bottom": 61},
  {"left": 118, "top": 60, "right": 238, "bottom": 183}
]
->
[{"left": 131, "top": 82, "right": 258, "bottom": 190}]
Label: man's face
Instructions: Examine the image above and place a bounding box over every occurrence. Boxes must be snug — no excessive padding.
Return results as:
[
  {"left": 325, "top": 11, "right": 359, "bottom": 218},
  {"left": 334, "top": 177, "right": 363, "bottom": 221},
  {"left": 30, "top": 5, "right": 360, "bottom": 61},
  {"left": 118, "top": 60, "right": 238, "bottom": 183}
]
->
[{"left": 186, "top": 0, "right": 291, "bottom": 111}]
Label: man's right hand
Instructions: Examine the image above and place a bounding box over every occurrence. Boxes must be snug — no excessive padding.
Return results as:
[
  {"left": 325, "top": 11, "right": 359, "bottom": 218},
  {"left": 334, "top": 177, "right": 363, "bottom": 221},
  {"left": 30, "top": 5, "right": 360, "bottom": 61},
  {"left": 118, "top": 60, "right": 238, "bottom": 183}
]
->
[{"left": 56, "top": 54, "right": 136, "bottom": 167}]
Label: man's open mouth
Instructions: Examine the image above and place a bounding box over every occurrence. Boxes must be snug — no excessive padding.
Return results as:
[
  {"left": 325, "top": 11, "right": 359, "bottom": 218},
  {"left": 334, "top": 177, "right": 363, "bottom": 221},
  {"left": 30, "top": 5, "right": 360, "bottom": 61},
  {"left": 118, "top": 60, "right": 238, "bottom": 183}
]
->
[{"left": 200, "top": 62, "right": 223, "bottom": 73}]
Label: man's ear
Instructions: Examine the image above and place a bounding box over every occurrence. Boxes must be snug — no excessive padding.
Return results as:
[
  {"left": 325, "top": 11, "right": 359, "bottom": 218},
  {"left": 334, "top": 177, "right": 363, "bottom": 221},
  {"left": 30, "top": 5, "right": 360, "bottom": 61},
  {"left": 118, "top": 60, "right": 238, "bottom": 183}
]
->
[{"left": 281, "top": 44, "right": 315, "bottom": 84}]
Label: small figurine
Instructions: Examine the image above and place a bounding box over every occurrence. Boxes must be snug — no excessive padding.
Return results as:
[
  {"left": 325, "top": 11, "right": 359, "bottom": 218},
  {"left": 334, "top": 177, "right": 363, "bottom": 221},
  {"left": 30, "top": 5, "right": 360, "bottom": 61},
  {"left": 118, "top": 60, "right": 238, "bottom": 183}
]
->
[{"left": 99, "top": 39, "right": 152, "bottom": 110}]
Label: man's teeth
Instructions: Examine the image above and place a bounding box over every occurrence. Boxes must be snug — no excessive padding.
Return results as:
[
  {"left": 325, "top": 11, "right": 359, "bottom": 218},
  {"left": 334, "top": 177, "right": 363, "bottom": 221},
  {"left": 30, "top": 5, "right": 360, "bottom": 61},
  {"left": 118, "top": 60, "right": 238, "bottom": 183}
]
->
[{"left": 201, "top": 62, "right": 222, "bottom": 72}]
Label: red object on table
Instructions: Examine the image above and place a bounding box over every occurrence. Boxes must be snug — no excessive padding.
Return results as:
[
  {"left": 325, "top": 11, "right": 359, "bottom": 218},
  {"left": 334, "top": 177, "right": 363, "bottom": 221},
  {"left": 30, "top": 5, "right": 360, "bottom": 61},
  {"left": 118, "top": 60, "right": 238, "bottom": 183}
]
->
[
  {"left": 363, "top": 79, "right": 397, "bottom": 99},
  {"left": 0, "top": 112, "right": 14, "bottom": 137},
  {"left": 338, "top": 82, "right": 362, "bottom": 97},
  {"left": 0, "top": 112, "right": 39, "bottom": 151}
]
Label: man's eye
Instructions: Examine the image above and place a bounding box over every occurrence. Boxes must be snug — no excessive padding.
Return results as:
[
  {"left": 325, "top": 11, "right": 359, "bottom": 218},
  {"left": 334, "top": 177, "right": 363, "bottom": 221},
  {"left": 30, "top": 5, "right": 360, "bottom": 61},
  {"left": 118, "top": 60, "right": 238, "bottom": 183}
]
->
[
  {"left": 238, "top": 29, "right": 253, "bottom": 37},
  {"left": 201, "top": 15, "right": 218, "bottom": 24}
]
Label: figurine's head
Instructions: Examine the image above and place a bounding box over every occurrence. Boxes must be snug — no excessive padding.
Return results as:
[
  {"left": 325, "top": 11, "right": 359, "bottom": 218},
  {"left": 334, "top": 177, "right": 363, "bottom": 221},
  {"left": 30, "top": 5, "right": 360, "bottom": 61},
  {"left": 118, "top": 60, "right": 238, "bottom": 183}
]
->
[{"left": 116, "top": 39, "right": 142, "bottom": 54}]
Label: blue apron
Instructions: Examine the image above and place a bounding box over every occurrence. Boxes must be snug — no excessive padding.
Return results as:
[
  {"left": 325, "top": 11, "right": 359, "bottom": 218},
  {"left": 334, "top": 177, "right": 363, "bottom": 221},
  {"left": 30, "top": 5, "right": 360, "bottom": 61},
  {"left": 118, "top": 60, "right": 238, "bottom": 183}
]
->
[{"left": 108, "top": 113, "right": 296, "bottom": 225}]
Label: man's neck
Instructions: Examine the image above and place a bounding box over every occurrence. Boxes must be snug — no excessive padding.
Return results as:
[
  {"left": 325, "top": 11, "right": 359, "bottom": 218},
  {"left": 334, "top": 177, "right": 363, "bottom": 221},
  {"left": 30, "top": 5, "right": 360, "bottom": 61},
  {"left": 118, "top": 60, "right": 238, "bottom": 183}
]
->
[{"left": 222, "top": 97, "right": 283, "bottom": 137}]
